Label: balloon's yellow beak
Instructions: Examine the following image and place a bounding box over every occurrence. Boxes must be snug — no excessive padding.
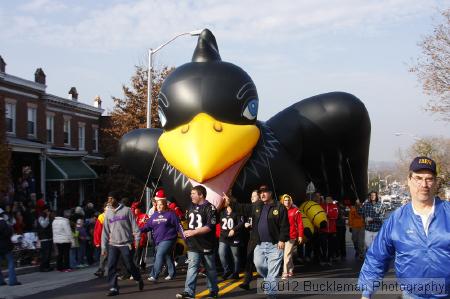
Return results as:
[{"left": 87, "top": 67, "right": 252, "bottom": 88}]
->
[{"left": 158, "top": 113, "right": 260, "bottom": 182}]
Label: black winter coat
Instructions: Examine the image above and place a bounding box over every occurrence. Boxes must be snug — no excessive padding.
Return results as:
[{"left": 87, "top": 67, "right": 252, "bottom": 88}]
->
[{"left": 231, "top": 200, "right": 290, "bottom": 245}]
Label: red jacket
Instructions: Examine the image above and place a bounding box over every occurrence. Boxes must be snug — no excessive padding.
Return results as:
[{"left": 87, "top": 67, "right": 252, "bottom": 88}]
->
[
  {"left": 136, "top": 212, "right": 149, "bottom": 248},
  {"left": 320, "top": 203, "right": 338, "bottom": 233},
  {"left": 93, "top": 213, "right": 105, "bottom": 247},
  {"left": 287, "top": 206, "right": 304, "bottom": 240},
  {"left": 168, "top": 202, "right": 184, "bottom": 220}
]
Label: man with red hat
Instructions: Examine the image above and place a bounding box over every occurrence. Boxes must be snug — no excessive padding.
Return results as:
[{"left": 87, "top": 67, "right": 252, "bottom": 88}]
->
[{"left": 131, "top": 201, "right": 149, "bottom": 271}]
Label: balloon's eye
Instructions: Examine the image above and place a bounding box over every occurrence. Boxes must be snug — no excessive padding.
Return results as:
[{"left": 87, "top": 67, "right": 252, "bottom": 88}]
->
[
  {"left": 158, "top": 108, "right": 167, "bottom": 127},
  {"left": 242, "top": 99, "right": 258, "bottom": 120}
]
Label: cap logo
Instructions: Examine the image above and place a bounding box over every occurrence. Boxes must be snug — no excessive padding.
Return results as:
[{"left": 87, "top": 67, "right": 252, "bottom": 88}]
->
[
  {"left": 419, "top": 158, "right": 432, "bottom": 165},
  {"left": 273, "top": 210, "right": 279, "bottom": 216}
]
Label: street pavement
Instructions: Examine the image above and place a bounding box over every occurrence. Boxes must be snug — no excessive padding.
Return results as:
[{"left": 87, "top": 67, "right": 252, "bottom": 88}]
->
[{"left": 1, "top": 232, "right": 402, "bottom": 299}]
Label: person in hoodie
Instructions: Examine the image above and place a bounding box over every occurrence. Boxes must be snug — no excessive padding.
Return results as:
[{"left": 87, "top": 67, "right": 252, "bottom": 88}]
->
[
  {"left": 94, "top": 202, "right": 108, "bottom": 277},
  {"left": 101, "top": 191, "right": 144, "bottom": 296},
  {"left": 131, "top": 201, "right": 149, "bottom": 271},
  {"left": 140, "top": 193, "right": 183, "bottom": 282},
  {"left": 52, "top": 209, "right": 74, "bottom": 272},
  {"left": 281, "top": 194, "right": 303, "bottom": 279},
  {"left": 320, "top": 196, "right": 338, "bottom": 266}
]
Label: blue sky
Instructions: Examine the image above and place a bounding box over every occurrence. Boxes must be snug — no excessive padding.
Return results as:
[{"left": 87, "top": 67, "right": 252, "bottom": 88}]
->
[{"left": 1, "top": 0, "right": 448, "bottom": 162}]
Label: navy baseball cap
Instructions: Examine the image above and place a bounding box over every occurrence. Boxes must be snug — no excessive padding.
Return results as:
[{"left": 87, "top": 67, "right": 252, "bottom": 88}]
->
[
  {"left": 258, "top": 185, "right": 271, "bottom": 193},
  {"left": 409, "top": 156, "right": 437, "bottom": 175}
]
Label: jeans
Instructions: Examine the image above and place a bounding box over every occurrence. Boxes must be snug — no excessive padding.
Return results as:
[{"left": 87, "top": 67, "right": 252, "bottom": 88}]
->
[
  {"left": 78, "top": 240, "right": 87, "bottom": 265},
  {"left": 218, "top": 241, "right": 240, "bottom": 275},
  {"left": 351, "top": 228, "right": 365, "bottom": 255},
  {"left": 184, "top": 251, "right": 218, "bottom": 296},
  {"left": 107, "top": 245, "right": 141, "bottom": 290},
  {"left": 364, "top": 230, "right": 378, "bottom": 251},
  {"left": 254, "top": 242, "right": 283, "bottom": 295},
  {"left": 0, "top": 252, "right": 18, "bottom": 285},
  {"left": 39, "top": 240, "right": 53, "bottom": 270},
  {"left": 70, "top": 247, "right": 78, "bottom": 268},
  {"left": 151, "top": 239, "right": 176, "bottom": 279}
]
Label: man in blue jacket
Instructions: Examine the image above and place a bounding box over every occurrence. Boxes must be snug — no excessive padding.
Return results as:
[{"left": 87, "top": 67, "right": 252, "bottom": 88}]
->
[{"left": 358, "top": 156, "right": 450, "bottom": 299}]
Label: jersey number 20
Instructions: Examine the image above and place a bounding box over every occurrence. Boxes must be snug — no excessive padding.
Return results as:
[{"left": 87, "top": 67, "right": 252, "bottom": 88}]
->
[{"left": 221, "top": 218, "right": 234, "bottom": 230}]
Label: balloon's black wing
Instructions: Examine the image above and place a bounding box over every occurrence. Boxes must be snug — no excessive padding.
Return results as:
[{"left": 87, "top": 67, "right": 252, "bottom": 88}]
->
[
  {"left": 267, "top": 91, "right": 371, "bottom": 201},
  {"left": 118, "top": 128, "right": 165, "bottom": 187}
]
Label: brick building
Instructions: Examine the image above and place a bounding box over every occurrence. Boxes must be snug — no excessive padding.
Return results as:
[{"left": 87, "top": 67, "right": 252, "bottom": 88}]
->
[{"left": 0, "top": 55, "right": 104, "bottom": 209}]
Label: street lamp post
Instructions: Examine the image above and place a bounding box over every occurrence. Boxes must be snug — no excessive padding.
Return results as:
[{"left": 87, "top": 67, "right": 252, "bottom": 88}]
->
[
  {"left": 145, "top": 29, "right": 202, "bottom": 207},
  {"left": 146, "top": 29, "right": 203, "bottom": 128}
]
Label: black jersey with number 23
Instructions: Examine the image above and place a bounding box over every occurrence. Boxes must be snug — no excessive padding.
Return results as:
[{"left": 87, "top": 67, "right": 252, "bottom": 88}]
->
[{"left": 185, "top": 201, "right": 217, "bottom": 254}]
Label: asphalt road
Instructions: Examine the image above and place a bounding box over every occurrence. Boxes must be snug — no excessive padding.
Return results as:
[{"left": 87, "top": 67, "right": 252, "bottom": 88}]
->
[
  {"left": 2, "top": 231, "right": 405, "bottom": 299},
  {"left": 16, "top": 247, "right": 401, "bottom": 299}
]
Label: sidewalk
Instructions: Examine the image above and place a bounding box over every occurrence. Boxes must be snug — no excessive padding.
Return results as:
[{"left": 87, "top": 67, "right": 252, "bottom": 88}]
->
[{"left": 0, "top": 266, "right": 98, "bottom": 299}]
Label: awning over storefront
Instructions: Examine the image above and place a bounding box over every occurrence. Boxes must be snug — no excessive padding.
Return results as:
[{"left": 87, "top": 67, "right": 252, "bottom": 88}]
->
[{"left": 46, "top": 157, "right": 98, "bottom": 181}]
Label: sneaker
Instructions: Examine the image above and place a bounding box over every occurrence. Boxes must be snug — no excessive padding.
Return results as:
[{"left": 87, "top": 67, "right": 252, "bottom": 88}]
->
[
  {"left": 281, "top": 274, "right": 289, "bottom": 280},
  {"left": 138, "top": 279, "right": 144, "bottom": 291},
  {"left": 198, "top": 272, "right": 207, "bottom": 278},
  {"left": 175, "top": 291, "right": 194, "bottom": 299},
  {"left": 0, "top": 281, "right": 7, "bottom": 286},
  {"left": 129, "top": 276, "right": 134, "bottom": 280},
  {"left": 206, "top": 291, "right": 218, "bottom": 298},
  {"left": 63, "top": 269, "right": 73, "bottom": 273},
  {"left": 165, "top": 275, "right": 174, "bottom": 280},
  {"left": 107, "top": 288, "right": 119, "bottom": 296},
  {"left": 288, "top": 272, "right": 294, "bottom": 277},
  {"left": 148, "top": 276, "right": 156, "bottom": 281}
]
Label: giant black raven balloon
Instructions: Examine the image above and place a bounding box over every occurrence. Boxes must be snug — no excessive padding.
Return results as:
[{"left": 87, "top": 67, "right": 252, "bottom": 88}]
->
[{"left": 119, "top": 29, "right": 371, "bottom": 211}]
